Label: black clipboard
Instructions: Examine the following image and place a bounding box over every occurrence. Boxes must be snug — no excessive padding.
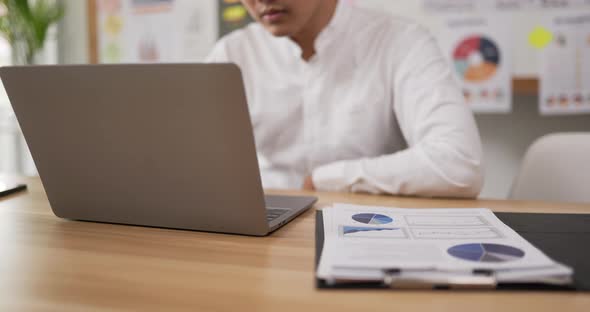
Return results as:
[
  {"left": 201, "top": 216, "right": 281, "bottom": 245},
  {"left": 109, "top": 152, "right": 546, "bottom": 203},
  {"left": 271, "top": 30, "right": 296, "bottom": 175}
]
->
[{"left": 315, "top": 210, "right": 590, "bottom": 291}]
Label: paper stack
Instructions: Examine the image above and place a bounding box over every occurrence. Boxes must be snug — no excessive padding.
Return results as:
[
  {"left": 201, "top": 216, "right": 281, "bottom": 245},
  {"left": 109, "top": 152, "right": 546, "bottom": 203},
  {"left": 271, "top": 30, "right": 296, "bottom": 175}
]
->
[{"left": 317, "top": 204, "right": 573, "bottom": 289}]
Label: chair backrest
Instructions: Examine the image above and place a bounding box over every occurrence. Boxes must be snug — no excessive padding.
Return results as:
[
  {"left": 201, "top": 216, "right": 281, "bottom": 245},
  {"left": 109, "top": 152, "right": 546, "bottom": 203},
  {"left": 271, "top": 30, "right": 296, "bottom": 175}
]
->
[{"left": 509, "top": 133, "right": 590, "bottom": 203}]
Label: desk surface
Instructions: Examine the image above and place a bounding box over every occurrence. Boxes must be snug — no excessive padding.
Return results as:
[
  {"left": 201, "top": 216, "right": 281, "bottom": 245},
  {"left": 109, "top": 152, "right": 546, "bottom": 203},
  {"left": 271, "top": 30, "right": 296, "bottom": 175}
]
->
[{"left": 1, "top": 176, "right": 590, "bottom": 312}]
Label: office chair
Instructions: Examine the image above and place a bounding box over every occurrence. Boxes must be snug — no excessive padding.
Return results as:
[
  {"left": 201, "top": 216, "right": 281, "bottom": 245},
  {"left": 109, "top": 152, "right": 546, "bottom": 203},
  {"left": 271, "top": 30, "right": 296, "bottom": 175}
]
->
[{"left": 509, "top": 132, "right": 590, "bottom": 204}]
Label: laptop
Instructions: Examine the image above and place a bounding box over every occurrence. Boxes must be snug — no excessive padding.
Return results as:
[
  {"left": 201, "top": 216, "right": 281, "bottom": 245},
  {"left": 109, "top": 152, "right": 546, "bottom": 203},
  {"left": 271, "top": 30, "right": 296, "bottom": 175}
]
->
[{"left": 0, "top": 64, "right": 317, "bottom": 236}]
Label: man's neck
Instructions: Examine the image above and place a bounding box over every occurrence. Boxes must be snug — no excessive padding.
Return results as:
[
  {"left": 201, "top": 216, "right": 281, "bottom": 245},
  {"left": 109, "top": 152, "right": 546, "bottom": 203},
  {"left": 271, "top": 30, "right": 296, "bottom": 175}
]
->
[{"left": 290, "top": 0, "right": 338, "bottom": 61}]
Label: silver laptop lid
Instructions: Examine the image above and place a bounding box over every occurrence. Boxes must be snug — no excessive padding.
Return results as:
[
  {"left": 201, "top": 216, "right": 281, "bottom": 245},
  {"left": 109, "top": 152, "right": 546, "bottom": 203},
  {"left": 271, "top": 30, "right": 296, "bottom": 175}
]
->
[{"left": 1, "top": 64, "right": 271, "bottom": 236}]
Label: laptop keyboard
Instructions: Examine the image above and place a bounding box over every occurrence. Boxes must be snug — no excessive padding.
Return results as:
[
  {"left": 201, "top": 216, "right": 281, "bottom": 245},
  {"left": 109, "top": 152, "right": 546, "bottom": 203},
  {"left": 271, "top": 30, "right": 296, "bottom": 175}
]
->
[{"left": 266, "top": 208, "right": 289, "bottom": 222}]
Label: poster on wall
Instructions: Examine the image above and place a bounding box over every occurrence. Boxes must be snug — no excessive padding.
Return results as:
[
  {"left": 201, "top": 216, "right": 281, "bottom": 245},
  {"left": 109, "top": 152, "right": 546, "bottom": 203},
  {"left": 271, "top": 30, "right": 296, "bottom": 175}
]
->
[
  {"left": 437, "top": 16, "right": 514, "bottom": 113},
  {"left": 218, "top": 0, "right": 253, "bottom": 38},
  {"left": 422, "top": 0, "right": 479, "bottom": 13},
  {"left": 423, "top": 0, "right": 590, "bottom": 12},
  {"left": 539, "top": 14, "right": 590, "bottom": 115},
  {"left": 131, "top": 0, "right": 174, "bottom": 13},
  {"left": 175, "top": 0, "right": 218, "bottom": 60},
  {"left": 126, "top": 0, "right": 175, "bottom": 63},
  {"left": 98, "top": 0, "right": 125, "bottom": 63},
  {"left": 97, "top": 0, "right": 217, "bottom": 63},
  {"left": 536, "top": 0, "right": 590, "bottom": 9}
]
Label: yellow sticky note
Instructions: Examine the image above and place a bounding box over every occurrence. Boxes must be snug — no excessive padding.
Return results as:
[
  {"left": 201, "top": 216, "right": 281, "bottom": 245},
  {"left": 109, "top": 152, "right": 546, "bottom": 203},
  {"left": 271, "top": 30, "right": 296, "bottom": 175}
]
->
[
  {"left": 223, "top": 5, "right": 248, "bottom": 23},
  {"left": 529, "top": 27, "right": 553, "bottom": 50}
]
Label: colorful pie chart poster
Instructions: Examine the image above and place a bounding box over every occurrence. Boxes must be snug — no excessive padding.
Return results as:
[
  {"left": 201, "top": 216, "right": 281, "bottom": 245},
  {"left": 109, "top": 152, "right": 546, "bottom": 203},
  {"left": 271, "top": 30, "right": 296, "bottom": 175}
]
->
[
  {"left": 539, "top": 13, "right": 590, "bottom": 116},
  {"left": 438, "top": 16, "right": 513, "bottom": 113}
]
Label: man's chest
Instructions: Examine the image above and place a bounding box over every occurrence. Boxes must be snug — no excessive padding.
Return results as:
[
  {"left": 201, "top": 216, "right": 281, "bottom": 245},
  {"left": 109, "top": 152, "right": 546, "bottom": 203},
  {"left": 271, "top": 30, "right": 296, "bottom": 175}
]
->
[{"left": 242, "top": 59, "right": 400, "bottom": 158}]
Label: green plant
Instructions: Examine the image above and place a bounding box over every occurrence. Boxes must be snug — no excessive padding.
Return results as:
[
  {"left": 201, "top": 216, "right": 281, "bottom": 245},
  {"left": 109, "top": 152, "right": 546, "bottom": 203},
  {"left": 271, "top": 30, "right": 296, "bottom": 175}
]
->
[{"left": 0, "top": 0, "right": 64, "bottom": 64}]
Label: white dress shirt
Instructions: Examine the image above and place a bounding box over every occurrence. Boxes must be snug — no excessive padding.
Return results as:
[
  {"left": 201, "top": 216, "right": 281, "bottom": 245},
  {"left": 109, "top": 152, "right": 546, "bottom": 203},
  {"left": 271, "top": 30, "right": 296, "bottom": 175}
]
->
[{"left": 206, "top": 1, "right": 484, "bottom": 198}]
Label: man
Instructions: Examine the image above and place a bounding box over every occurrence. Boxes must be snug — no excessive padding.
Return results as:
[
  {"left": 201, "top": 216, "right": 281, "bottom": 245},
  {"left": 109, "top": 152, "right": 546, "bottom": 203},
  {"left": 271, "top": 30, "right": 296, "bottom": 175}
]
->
[{"left": 207, "top": 0, "right": 484, "bottom": 198}]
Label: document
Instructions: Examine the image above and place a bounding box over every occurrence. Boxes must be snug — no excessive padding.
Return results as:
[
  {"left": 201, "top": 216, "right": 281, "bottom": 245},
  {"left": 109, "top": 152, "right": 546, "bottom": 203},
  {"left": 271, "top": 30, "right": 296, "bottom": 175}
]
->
[{"left": 317, "top": 204, "right": 573, "bottom": 287}]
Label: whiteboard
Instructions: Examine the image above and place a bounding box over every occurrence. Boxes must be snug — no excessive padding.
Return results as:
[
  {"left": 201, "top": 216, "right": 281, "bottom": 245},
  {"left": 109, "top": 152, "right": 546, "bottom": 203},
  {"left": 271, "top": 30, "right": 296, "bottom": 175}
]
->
[{"left": 353, "top": 0, "right": 589, "bottom": 77}]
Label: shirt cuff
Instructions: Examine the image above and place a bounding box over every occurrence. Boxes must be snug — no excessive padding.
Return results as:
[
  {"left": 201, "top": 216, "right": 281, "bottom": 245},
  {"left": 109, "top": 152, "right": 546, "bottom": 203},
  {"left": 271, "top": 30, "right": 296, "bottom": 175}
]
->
[{"left": 311, "top": 160, "right": 362, "bottom": 192}]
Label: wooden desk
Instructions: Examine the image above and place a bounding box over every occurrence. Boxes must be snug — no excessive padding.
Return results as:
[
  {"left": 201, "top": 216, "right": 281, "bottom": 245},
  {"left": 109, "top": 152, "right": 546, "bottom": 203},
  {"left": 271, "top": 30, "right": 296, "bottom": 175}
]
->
[{"left": 1, "top": 176, "right": 589, "bottom": 311}]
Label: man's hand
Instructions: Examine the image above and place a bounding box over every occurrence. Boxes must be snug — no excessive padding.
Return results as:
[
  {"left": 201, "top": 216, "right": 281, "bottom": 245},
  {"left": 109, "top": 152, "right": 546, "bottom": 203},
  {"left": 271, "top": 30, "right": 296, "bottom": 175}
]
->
[{"left": 302, "top": 175, "right": 316, "bottom": 191}]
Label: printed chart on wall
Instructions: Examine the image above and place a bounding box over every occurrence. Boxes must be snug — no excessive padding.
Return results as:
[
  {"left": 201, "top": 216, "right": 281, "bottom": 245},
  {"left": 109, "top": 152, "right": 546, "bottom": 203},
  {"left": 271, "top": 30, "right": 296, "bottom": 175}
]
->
[
  {"left": 97, "top": 0, "right": 217, "bottom": 63},
  {"left": 218, "top": 0, "right": 253, "bottom": 38},
  {"left": 423, "top": 0, "right": 479, "bottom": 13},
  {"left": 536, "top": 0, "right": 590, "bottom": 9},
  {"left": 424, "top": 0, "right": 590, "bottom": 11},
  {"left": 539, "top": 13, "right": 590, "bottom": 115},
  {"left": 438, "top": 16, "right": 513, "bottom": 113}
]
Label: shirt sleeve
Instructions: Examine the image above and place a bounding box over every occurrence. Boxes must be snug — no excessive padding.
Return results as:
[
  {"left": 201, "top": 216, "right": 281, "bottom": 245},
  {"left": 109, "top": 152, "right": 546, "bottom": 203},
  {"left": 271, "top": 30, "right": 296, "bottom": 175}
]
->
[
  {"left": 311, "top": 26, "right": 484, "bottom": 198},
  {"left": 205, "top": 38, "right": 230, "bottom": 63}
]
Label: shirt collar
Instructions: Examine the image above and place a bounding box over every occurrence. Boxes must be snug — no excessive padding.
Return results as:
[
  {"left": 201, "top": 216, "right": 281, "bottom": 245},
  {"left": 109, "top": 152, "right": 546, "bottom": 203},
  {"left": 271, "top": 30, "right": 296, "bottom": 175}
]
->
[
  {"left": 315, "top": 0, "right": 350, "bottom": 53},
  {"left": 280, "top": 0, "right": 351, "bottom": 60}
]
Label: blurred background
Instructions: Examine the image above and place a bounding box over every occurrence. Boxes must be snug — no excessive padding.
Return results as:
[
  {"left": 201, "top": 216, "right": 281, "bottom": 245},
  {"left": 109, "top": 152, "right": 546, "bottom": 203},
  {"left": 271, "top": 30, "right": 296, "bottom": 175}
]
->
[{"left": 1, "top": 0, "right": 589, "bottom": 199}]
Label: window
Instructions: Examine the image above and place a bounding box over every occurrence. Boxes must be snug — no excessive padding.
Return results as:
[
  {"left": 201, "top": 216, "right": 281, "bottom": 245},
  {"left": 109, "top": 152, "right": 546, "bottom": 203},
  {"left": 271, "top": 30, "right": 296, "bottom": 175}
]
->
[
  {"left": 0, "top": 29, "right": 56, "bottom": 175},
  {"left": 0, "top": 37, "right": 10, "bottom": 107},
  {"left": 0, "top": 37, "right": 15, "bottom": 174}
]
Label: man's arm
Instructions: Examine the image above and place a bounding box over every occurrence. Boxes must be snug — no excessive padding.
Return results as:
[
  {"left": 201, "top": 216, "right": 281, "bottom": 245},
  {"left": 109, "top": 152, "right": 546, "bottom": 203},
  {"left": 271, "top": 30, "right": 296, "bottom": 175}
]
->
[
  {"left": 311, "top": 26, "right": 484, "bottom": 198},
  {"left": 205, "top": 38, "right": 229, "bottom": 63}
]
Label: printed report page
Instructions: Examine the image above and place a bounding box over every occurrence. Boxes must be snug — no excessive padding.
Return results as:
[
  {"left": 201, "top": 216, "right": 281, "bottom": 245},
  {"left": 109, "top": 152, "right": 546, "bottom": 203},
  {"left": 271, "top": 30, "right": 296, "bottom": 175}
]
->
[{"left": 317, "top": 204, "right": 572, "bottom": 284}]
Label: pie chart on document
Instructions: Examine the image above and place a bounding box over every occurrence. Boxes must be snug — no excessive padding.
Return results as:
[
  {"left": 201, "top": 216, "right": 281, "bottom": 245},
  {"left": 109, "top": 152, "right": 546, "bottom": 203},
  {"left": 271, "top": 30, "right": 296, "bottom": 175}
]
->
[
  {"left": 351, "top": 213, "right": 393, "bottom": 225},
  {"left": 453, "top": 35, "right": 501, "bottom": 83},
  {"left": 447, "top": 243, "right": 525, "bottom": 263}
]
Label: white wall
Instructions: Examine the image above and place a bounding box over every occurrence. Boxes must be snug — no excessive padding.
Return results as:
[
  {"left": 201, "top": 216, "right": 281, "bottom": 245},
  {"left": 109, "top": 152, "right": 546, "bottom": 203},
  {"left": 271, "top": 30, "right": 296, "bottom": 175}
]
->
[{"left": 55, "top": 0, "right": 590, "bottom": 199}]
